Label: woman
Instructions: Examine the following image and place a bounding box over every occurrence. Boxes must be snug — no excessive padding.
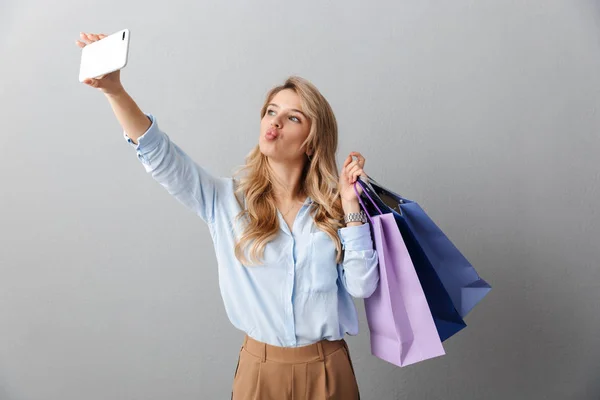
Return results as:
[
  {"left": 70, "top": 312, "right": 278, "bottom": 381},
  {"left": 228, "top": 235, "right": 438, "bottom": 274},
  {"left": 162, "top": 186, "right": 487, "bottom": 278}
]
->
[{"left": 76, "top": 32, "right": 379, "bottom": 400}]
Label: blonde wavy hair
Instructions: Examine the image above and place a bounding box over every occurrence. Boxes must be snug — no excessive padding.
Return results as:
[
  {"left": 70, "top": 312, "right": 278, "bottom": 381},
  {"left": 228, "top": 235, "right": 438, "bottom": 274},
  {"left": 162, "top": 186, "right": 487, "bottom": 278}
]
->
[{"left": 232, "top": 76, "right": 346, "bottom": 266}]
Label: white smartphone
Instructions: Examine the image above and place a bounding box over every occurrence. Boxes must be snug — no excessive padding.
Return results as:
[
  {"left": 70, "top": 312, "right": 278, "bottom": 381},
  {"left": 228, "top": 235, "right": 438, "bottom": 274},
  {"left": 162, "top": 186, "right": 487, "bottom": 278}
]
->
[{"left": 78, "top": 28, "right": 130, "bottom": 82}]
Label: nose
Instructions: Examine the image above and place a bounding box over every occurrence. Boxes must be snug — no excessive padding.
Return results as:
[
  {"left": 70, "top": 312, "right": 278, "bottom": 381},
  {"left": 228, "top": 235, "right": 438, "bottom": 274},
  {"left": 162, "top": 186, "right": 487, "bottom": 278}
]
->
[{"left": 271, "top": 115, "right": 282, "bottom": 128}]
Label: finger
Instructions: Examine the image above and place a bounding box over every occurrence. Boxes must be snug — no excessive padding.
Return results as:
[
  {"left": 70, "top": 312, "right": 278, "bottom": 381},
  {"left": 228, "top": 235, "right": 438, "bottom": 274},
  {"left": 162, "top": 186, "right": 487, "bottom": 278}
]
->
[
  {"left": 342, "top": 154, "right": 353, "bottom": 168},
  {"left": 346, "top": 166, "right": 360, "bottom": 184},
  {"left": 98, "top": 34, "right": 107, "bottom": 39},
  {"left": 80, "top": 32, "right": 92, "bottom": 44},
  {"left": 346, "top": 163, "right": 360, "bottom": 175},
  {"left": 350, "top": 152, "right": 365, "bottom": 166},
  {"left": 344, "top": 165, "right": 353, "bottom": 183},
  {"left": 344, "top": 159, "right": 358, "bottom": 171},
  {"left": 345, "top": 162, "right": 359, "bottom": 177},
  {"left": 87, "top": 33, "right": 102, "bottom": 44},
  {"left": 75, "top": 40, "right": 86, "bottom": 48},
  {"left": 348, "top": 165, "right": 361, "bottom": 180},
  {"left": 84, "top": 33, "right": 96, "bottom": 44},
  {"left": 349, "top": 171, "right": 362, "bottom": 184}
]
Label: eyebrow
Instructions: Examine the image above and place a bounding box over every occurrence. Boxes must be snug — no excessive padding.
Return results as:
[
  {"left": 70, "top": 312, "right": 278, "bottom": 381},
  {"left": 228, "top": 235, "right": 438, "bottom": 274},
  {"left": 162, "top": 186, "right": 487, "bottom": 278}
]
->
[{"left": 268, "top": 103, "right": 307, "bottom": 119}]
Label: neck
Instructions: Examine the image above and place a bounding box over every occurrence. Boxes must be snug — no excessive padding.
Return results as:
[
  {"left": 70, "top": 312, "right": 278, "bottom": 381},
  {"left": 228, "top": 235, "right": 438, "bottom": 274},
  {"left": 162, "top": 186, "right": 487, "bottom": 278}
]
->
[{"left": 267, "top": 157, "right": 307, "bottom": 202}]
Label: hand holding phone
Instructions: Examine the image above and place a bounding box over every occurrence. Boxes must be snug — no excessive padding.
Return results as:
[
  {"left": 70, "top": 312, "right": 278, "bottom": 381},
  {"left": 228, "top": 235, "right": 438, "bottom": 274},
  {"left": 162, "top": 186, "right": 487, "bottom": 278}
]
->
[{"left": 76, "top": 29, "right": 130, "bottom": 95}]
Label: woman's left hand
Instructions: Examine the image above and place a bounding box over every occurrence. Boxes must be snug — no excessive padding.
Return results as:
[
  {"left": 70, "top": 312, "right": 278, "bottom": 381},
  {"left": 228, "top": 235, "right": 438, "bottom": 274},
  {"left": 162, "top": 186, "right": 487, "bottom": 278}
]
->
[{"left": 339, "top": 152, "right": 367, "bottom": 203}]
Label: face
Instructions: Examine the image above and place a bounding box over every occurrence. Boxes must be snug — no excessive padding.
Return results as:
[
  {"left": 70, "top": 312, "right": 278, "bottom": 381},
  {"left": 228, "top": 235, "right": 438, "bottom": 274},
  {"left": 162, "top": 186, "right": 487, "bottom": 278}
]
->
[{"left": 259, "top": 89, "right": 312, "bottom": 163}]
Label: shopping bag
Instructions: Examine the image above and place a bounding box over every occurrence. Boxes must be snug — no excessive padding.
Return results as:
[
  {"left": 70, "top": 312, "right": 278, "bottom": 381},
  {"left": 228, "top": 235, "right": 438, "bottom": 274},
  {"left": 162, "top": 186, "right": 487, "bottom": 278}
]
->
[
  {"left": 358, "top": 175, "right": 491, "bottom": 318},
  {"left": 354, "top": 182, "right": 445, "bottom": 367},
  {"left": 356, "top": 178, "right": 466, "bottom": 341}
]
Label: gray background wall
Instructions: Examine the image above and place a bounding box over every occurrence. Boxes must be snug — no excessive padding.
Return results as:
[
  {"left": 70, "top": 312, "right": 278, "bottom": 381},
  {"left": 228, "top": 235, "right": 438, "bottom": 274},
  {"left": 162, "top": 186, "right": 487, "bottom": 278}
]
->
[{"left": 1, "top": 0, "right": 599, "bottom": 399}]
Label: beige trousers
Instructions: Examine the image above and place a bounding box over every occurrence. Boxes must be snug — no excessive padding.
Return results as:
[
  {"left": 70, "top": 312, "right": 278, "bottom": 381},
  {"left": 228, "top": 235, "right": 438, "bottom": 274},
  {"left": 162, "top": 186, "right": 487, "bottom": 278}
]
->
[{"left": 231, "top": 335, "right": 360, "bottom": 400}]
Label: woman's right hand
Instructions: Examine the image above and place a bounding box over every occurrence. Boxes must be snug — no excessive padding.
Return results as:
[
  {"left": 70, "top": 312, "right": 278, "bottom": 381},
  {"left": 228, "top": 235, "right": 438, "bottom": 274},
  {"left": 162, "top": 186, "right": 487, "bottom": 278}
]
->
[{"left": 75, "top": 32, "right": 124, "bottom": 95}]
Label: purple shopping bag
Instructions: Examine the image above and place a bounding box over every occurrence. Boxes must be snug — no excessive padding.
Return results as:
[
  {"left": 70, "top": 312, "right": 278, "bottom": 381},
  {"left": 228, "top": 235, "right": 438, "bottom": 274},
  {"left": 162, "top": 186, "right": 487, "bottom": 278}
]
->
[
  {"left": 358, "top": 175, "right": 491, "bottom": 318},
  {"left": 354, "top": 183, "right": 445, "bottom": 367}
]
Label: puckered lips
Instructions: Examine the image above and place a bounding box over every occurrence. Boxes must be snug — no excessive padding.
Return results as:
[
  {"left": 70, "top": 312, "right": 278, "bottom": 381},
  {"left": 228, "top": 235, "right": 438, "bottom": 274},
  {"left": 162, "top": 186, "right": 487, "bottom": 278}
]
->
[{"left": 265, "top": 127, "right": 279, "bottom": 140}]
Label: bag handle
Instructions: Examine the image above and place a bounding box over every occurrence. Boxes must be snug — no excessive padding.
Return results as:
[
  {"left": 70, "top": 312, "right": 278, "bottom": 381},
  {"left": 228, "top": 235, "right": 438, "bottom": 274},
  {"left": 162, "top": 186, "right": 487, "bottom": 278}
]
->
[
  {"left": 360, "top": 174, "right": 405, "bottom": 198},
  {"left": 353, "top": 178, "right": 383, "bottom": 226}
]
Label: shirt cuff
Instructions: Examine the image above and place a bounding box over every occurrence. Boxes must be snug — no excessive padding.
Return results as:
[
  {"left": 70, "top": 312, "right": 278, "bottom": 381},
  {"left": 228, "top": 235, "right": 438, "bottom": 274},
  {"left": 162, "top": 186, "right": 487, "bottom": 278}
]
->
[
  {"left": 337, "top": 223, "right": 373, "bottom": 251},
  {"left": 123, "top": 114, "right": 161, "bottom": 155}
]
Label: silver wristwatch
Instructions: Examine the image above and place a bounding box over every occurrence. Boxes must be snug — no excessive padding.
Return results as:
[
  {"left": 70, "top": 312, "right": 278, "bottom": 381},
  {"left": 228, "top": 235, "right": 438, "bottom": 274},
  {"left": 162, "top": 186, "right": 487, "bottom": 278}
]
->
[{"left": 344, "top": 210, "right": 367, "bottom": 224}]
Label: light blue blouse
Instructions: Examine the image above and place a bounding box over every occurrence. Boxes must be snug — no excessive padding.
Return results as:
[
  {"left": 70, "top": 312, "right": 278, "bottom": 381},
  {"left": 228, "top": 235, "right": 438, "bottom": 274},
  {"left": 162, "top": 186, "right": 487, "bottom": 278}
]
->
[{"left": 124, "top": 113, "right": 379, "bottom": 347}]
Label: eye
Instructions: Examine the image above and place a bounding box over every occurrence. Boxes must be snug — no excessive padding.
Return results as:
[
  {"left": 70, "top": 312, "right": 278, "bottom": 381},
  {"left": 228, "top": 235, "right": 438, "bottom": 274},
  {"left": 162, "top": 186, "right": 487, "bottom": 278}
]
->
[{"left": 266, "top": 108, "right": 301, "bottom": 123}]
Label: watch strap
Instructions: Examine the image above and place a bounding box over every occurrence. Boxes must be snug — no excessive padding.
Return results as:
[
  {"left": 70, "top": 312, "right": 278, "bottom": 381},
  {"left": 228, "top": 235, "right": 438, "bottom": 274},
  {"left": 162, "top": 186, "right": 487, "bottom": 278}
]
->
[{"left": 344, "top": 210, "right": 367, "bottom": 224}]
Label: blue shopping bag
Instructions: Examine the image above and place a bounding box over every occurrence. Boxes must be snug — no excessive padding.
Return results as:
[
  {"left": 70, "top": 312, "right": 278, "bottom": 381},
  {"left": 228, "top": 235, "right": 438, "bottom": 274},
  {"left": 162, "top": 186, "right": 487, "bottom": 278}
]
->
[
  {"left": 358, "top": 176, "right": 491, "bottom": 319},
  {"left": 356, "top": 178, "right": 465, "bottom": 341}
]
